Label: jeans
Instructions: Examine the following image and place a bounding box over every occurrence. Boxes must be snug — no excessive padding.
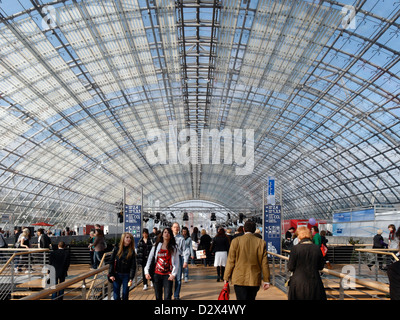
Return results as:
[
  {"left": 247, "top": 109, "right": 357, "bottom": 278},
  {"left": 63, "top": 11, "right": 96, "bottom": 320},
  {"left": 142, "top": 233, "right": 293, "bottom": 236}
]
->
[
  {"left": 174, "top": 255, "right": 183, "bottom": 299},
  {"left": 93, "top": 251, "right": 104, "bottom": 269},
  {"left": 113, "top": 273, "right": 130, "bottom": 300},
  {"left": 89, "top": 250, "right": 95, "bottom": 269},
  {"left": 183, "top": 264, "right": 189, "bottom": 280},
  {"left": 51, "top": 276, "right": 66, "bottom": 300},
  {"left": 141, "top": 262, "right": 148, "bottom": 286},
  {"left": 153, "top": 273, "right": 173, "bottom": 300}
]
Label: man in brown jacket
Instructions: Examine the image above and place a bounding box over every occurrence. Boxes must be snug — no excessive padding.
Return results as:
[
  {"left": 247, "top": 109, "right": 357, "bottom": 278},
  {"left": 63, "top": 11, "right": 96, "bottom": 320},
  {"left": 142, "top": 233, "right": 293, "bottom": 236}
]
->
[{"left": 224, "top": 220, "right": 270, "bottom": 300}]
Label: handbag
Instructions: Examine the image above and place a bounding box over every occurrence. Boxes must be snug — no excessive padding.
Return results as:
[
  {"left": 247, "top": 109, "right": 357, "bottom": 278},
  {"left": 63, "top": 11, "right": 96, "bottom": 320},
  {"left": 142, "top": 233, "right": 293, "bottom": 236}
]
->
[
  {"left": 217, "top": 282, "right": 230, "bottom": 300},
  {"left": 196, "top": 249, "right": 206, "bottom": 259},
  {"left": 321, "top": 243, "right": 328, "bottom": 257}
]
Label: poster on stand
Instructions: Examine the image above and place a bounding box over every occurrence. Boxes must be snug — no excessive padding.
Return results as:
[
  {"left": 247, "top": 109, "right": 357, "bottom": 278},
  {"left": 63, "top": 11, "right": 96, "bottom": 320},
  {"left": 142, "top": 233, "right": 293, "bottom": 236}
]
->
[
  {"left": 264, "top": 205, "right": 281, "bottom": 255},
  {"left": 124, "top": 204, "right": 142, "bottom": 248}
]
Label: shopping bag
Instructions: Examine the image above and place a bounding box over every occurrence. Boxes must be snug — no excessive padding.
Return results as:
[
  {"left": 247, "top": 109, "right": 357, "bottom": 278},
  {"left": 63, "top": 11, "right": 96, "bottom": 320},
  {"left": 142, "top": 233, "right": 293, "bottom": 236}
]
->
[
  {"left": 218, "top": 282, "right": 230, "bottom": 300},
  {"left": 196, "top": 249, "right": 206, "bottom": 259},
  {"left": 321, "top": 243, "right": 328, "bottom": 257}
]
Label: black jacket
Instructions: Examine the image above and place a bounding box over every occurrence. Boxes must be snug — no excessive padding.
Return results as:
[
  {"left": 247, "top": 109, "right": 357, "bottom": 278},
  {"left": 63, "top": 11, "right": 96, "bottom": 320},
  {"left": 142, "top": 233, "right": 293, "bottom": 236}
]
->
[
  {"left": 373, "top": 234, "right": 387, "bottom": 248},
  {"left": 199, "top": 234, "right": 212, "bottom": 252},
  {"left": 136, "top": 237, "right": 154, "bottom": 265},
  {"left": 387, "top": 261, "right": 400, "bottom": 300},
  {"left": 287, "top": 239, "right": 326, "bottom": 300},
  {"left": 39, "top": 234, "right": 52, "bottom": 249},
  {"left": 49, "top": 249, "right": 70, "bottom": 279},
  {"left": 210, "top": 235, "right": 230, "bottom": 253},
  {"left": 108, "top": 246, "right": 137, "bottom": 280}
]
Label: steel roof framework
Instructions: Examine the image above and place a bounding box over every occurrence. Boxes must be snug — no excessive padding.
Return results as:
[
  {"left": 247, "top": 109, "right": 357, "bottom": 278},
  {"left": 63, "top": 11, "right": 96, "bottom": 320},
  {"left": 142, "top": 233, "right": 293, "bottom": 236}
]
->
[{"left": 0, "top": 0, "right": 399, "bottom": 229}]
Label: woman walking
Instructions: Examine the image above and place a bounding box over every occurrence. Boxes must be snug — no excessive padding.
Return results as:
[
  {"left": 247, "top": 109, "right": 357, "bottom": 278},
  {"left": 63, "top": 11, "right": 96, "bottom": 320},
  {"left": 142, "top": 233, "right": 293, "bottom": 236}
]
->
[
  {"left": 137, "top": 228, "right": 154, "bottom": 290},
  {"left": 93, "top": 228, "right": 106, "bottom": 269},
  {"left": 287, "top": 226, "right": 326, "bottom": 300},
  {"left": 199, "top": 229, "right": 212, "bottom": 267},
  {"left": 210, "top": 228, "right": 230, "bottom": 282},
  {"left": 190, "top": 227, "right": 200, "bottom": 265},
  {"left": 15, "top": 228, "right": 31, "bottom": 272},
  {"left": 108, "top": 232, "right": 137, "bottom": 300},
  {"left": 144, "top": 227, "right": 179, "bottom": 300}
]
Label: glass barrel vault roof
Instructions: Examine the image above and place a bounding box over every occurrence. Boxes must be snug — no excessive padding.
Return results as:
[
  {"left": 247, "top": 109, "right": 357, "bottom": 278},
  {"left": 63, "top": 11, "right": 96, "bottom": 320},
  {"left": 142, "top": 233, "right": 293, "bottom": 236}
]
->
[{"left": 0, "top": 0, "right": 399, "bottom": 228}]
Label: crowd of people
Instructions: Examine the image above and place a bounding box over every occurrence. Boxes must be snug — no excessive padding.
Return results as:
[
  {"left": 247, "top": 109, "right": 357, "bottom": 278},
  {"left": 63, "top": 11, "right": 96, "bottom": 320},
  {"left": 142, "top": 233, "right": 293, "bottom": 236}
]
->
[
  {"left": 135, "top": 220, "right": 270, "bottom": 301},
  {"left": 2, "top": 221, "right": 400, "bottom": 301},
  {"left": 283, "top": 223, "right": 400, "bottom": 300}
]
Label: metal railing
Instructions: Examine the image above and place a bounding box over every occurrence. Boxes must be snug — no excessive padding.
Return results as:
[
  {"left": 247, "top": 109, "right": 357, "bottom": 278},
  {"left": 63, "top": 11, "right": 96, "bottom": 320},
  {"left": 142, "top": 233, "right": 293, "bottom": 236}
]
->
[
  {"left": 355, "top": 248, "right": 399, "bottom": 282},
  {"left": 0, "top": 248, "right": 50, "bottom": 300},
  {"left": 1, "top": 248, "right": 143, "bottom": 300},
  {"left": 19, "top": 251, "right": 143, "bottom": 300},
  {"left": 20, "top": 252, "right": 112, "bottom": 301},
  {"left": 268, "top": 250, "right": 391, "bottom": 300}
]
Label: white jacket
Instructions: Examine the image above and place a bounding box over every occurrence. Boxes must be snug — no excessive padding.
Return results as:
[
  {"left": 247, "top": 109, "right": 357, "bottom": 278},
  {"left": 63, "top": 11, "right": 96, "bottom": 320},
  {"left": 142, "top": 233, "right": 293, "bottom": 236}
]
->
[{"left": 144, "top": 242, "right": 179, "bottom": 278}]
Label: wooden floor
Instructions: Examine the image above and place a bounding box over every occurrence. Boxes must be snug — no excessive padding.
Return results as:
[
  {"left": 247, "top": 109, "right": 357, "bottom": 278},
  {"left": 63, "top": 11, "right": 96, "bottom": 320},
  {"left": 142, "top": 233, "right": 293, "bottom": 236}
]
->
[
  {"left": 12, "top": 263, "right": 390, "bottom": 300},
  {"left": 129, "top": 264, "right": 287, "bottom": 300}
]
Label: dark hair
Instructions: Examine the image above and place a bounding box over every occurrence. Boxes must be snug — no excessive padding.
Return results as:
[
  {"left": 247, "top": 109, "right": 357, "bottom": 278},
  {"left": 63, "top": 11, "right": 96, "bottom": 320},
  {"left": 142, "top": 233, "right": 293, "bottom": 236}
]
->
[
  {"left": 156, "top": 228, "right": 176, "bottom": 254},
  {"left": 216, "top": 228, "right": 226, "bottom": 237},
  {"left": 311, "top": 226, "right": 319, "bottom": 233},
  {"left": 58, "top": 241, "right": 66, "bottom": 249},
  {"left": 244, "top": 221, "right": 256, "bottom": 233},
  {"left": 191, "top": 227, "right": 199, "bottom": 242},
  {"left": 181, "top": 226, "right": 190, "bottom": 237},
  {"left": 237, "top": 226, "right": 244, "bottom": 233},
  {"left": 37, "top": 228, "right": 45, "bottom": 234},
  {"left": 95, "top": 229, "right": 104, "bottom": 236},
  {"left": 143, "top": 228, "right": 149, "bottom": 234}
]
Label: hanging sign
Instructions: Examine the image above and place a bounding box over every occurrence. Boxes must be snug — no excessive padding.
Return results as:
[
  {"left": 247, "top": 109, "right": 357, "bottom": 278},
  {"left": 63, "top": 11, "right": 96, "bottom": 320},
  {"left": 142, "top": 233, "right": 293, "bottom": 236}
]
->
[{"left": 267, "top": 176, "right": 276, "bottom": 205}]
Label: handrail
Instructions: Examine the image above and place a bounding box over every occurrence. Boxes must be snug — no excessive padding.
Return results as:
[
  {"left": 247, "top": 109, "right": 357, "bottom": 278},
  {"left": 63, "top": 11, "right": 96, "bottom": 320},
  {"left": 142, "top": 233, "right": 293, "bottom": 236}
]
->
[
  {"left": 355, "top": 248, "right": 399, "bottom": 262},
  {"left": 325, "top": 244, "right": 373, "bottom": 247},
  {"left": 268, "top": 250, "right": 390, "bottom": 296},
  {"left": 20, "top": 265, "right": 109, "bottom": 300},
  {"left": 86, "top": 252, "right": 112, "bottom": 299},
  {"left": 322, "top": 268, "right": 389, "bottom": 294},
  {"left": 0, "top": 249, "right": 50, "bottom": 274},
  {"left": 268, "top": 251, "right": 289, "bottom": 261}
]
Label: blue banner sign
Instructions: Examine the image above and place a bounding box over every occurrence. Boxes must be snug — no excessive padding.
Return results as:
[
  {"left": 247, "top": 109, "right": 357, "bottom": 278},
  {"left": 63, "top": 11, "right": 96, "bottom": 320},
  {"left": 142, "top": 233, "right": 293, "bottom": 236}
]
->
[
  {"left": 125, "top": 204, "right": 142, "bottom": 247},
  {"left": 351, "top": 208, "right": 374, "bottom": 221},
  {"left": 267, "top": 176, "right": 276, "bottom": 205},
  {"left": 333, "top": 208, "right": 374, "bottom": 222},
  {"left": 332, "top": 212, "right": 351, "bottom": 222},
  {"left": 264, "top": 205, "right": 281, "bottom": 254}
]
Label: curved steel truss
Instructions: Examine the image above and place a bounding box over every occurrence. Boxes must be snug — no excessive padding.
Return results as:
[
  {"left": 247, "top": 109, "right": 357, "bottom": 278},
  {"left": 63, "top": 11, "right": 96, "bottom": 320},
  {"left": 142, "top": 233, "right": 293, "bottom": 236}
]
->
[{"left": 0, "top": 0, "right": 399, "bottom": 228}]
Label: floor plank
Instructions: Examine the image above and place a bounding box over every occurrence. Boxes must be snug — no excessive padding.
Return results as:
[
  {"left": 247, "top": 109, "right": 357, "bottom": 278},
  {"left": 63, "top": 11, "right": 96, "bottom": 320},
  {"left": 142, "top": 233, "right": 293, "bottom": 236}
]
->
[{"left": 129, "top": 265, "right": 287, "bottom": 300}]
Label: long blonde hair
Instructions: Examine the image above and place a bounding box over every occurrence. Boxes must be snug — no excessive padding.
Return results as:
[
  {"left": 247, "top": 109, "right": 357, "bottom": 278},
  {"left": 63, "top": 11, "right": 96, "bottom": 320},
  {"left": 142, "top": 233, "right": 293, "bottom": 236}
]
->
[{"left": 117, "top": 232, "right": 135, "bottom": 260}]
